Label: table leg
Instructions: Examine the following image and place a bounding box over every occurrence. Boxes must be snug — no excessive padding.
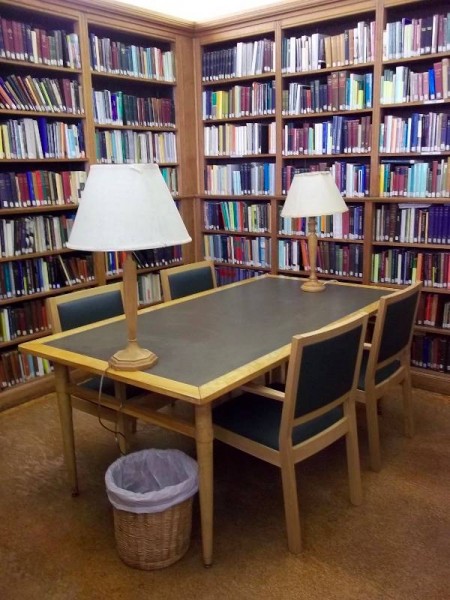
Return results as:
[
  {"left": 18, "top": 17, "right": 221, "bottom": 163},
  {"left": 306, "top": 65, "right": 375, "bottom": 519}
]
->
[
  {"left": 195, "top": 404, "right": 214, "bottom": 567},
  {"left": 54, "top": 363, "right": 79, "bottom": 496}
]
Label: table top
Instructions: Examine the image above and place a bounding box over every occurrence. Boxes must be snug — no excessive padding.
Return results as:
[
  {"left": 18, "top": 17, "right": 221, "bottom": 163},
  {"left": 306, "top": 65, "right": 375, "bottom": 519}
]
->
[{"left": 20, "top": 276, "right": 390, "bottom": 403}]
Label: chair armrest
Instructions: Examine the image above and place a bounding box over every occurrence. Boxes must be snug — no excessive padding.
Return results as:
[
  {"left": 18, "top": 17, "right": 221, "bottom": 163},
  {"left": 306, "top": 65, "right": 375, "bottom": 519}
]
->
[{"left": 240, "top": 383, "right": 285, "bottom": 402}]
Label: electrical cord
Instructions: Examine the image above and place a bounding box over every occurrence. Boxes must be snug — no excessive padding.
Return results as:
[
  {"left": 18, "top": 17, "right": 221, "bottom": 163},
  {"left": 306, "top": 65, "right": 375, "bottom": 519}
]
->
[{"left": 96, "top": 368, "right": 127, "bottom": 455}]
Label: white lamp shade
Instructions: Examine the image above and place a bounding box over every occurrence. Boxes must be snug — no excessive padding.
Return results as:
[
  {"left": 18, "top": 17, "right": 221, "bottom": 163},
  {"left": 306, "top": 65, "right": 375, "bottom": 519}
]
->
[
  {"left": 281, "top": 171, "right": 348, "bottom": 218},
  {"left": 67, "top": 164, "right": 192, "bottom": 252}
]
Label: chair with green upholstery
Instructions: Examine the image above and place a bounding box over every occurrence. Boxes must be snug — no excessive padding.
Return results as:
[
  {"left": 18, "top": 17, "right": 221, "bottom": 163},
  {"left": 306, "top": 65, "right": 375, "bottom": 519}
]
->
[
  {"left": 355, "top": 281, "right": 422, "bottom": 471},
  {"left": 46, "top": 283, "right": 164, "bottom": 453},
  {"left": 160, "top": 260, "right": 217, "bottom": 301},
  {"left": 213, "top": 311, "right": 369, "bottom": 553}
]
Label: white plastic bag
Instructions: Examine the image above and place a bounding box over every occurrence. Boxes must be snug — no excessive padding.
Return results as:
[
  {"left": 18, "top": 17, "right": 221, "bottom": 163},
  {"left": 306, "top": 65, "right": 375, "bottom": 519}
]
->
[{"left": 105, "top": 449, "right": 198, "bottom": 514}]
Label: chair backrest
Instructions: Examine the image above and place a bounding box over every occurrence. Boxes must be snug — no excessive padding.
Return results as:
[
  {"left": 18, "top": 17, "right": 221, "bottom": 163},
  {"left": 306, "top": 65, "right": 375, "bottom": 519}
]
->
[
  {"left": 368, "top": 281, "right": 422, "bottom": 372},
  {"left": 46, "top": 283, "right": 124, "bottom": 333},
  {"left": 160, "top": 260, "right": 217, "bottom": 301},
  {"left": 280, "top": 312, "right": 368, "bottom": 447}
]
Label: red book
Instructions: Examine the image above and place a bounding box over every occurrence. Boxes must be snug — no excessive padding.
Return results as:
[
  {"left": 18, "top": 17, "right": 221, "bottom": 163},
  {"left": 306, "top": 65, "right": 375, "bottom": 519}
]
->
[
  {"left": 33, "top": 171, "right": 44, "bottom": 205},
  {"left": 39, "top": 29, "right": 50, "bottom": 64},
  {"left": 16, "top": 173, "right": 29, "bottom": 207},
  {"left": 338, "top": 70, "right": 348, "bottom": 110},
  {"left": 1, "top": 19, "right": 14, "bottom": 59},
  {"left": 433, "top": 61, "right": 443, "bottom": 100},
  {"left": 12, "top": 20, "right": 24, "bottom": 60}
]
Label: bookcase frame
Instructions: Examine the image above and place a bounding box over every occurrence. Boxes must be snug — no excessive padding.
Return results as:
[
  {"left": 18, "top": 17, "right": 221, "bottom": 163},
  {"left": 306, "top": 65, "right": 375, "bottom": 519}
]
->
[
  {"left": 0, "top": 0, "right": 449, "bottom": 409},
  {"left": 193, "top": 0, "right": 450, "bottom": 394},
  {"left": 0, "top": 0, "right": 196, "bottom": 410}
]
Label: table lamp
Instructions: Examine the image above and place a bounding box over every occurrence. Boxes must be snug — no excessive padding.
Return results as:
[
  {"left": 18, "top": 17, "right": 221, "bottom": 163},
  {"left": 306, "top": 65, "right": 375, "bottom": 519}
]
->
[
  {"left": 67, "top": 163, "right": 191, "bottom": 371},
  {"left": 281, "top": 171, "right": 348, "bottom": 292}
]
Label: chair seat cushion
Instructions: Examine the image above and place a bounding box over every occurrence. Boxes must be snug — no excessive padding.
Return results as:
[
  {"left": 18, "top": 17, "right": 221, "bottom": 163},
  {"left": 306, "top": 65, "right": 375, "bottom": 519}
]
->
[
  {"left": 213, "top": 392, "right": 343, "bottom": 450},
  {"left": 79, "top": 376, "right": 144, "bottom": 399},
  {"left": 358, "top": 350, "right": 401, "bottom": 391}
]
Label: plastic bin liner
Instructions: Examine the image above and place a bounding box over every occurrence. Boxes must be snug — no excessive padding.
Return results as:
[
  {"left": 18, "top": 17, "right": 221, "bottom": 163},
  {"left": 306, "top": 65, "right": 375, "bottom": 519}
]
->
[{"left": 105, "top": 449, "right": 198, "bottom": 514}]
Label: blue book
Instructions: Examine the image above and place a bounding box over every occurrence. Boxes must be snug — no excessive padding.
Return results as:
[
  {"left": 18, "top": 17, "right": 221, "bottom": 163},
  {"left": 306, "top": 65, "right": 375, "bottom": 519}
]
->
[
  {"left": 37, "top": 117, "right": 49, "bottom": 158},
  {"left": 428, "top": 68, "right": 436, "bottom": 100},
  {"left": 25, "top": 171, "right": 36, "bottom": 206}
]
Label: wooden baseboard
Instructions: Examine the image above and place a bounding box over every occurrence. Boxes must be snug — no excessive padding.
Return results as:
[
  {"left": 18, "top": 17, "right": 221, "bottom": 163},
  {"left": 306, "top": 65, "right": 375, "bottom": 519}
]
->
[
  {"left": 411, "top": 368, "right": 450, "bottom": 396},
  {"left": 0, "top": 375, "right": 55, "bottom": 412}
]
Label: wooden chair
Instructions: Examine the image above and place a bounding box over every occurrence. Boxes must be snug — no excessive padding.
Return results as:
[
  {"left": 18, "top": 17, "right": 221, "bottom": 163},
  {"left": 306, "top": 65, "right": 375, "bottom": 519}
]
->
[
  {"left": 160, "top": 260, "right": 217, "bottom": 301},
  {"left": 213, "top": 312, "right": 369, "bottom": 554},
  {"left": 355, "top": 281, "right": 422, "bottom": 472},
  {"left": 46, "top": 283, "right": 158, "bottom": 453}
]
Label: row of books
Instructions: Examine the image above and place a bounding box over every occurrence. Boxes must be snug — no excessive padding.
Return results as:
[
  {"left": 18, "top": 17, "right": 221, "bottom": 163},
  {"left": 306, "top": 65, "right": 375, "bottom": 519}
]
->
[
  {"left": 203, "top": 234, "right": 270, "bottom": 268},
  {"left": 0, "top": 255, "right": 95, "bottom": 300},
  {"left": 278, "top": 238, "right": 363, "bottom": 278},
  {"left": 159, "top": 167, "right": 178, "bottom": 196},
  {"left": 373, "top": 204, "right": 450, "bottom": 245},
  {"left": 371, "top": 249, "right": 450, "bottom": 288},
  {"left": 281, "top": 72, "right": 373, "bottom": 115},
  {"left": 282, "top": 162, "right": 370, "bottom": 197},
  {"left": 0, "top": 75, "right": 83, "bottom": 114},
  {"left": 202, "top": 39, "right": 275, "bottom": 81},
  {"left": 203, "top": 201, "right": 270, "bottom": 233},
  {"left": 137, "top": 272, "right": 162, "bottom": 306},
  {"left": 202, "top": 82, "right": 276, "bottom": 120},
  {"left": 0, "top": 214, "right": 75, "bottom": 258},
  {"left": 0, "top": 170, "right": 85, "bottom": 209},
  {"left": 0, "top": 18, "right": 81, "bottom": 68},
  {"left": 279, "top": 204, "right": 364, "bottom": 240},
  {"left": 281, "top": 21, "right": 375, "bottom": 73},
  {"left": 379, "top": 159, "right": 450, "bottom": 198},
  {"left": 383, "top": 13, "right": 450, "bottom": 60},
  {"left": 105, "top": 248, "right": 183, "bottom": 275},
  {"left": 89, "top": 33, "right": 175, "bottom": 82},
  {"left": 214, "top": 266, "right": 262, "bottom": 286},
  {"left": 0, "top": 117, "right": 85, "bottom": 160},
  {"left": 0, "top": 351, "right": 52, "bottom": 390},
  {"left": 204, "top": 162, "right": 275, "bottom": 196},
  {"left": 411, "top": 334, "right": 450, "bottom": 373},
  {"left": 379, "top": 112, "right": 450, "bottom": 154},
  {"left": 95, "top": 130, "right": 177, "bottom": 164},
  {"left": 92, "top": 91, "right": 175, "bottom": 127},
  {"left": 204, "top": 122, "right": 276, "bottom": 156},
  {"left": 380, "top": 60, "right": 450, "bottom": 104},
  {"left": 417, "top": 292, "right": 450, "bottom": 328},
  {"left": 282, "top": 115, "right": 372, "bottom": 155},
  {"left": 0, "top": 299, "right": 49, "bottom": 343}
]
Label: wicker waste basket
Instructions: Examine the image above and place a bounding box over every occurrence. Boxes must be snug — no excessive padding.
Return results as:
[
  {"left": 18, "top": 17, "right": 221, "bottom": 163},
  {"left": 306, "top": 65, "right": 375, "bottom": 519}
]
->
[{"left": 105, "top": 448, "right": 198, "bottom": 570}]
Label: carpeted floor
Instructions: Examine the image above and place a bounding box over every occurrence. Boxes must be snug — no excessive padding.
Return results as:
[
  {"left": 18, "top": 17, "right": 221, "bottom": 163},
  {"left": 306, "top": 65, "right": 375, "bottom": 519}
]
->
[{"left": 0, "top": 388, "right": 449, "bottom": 600}]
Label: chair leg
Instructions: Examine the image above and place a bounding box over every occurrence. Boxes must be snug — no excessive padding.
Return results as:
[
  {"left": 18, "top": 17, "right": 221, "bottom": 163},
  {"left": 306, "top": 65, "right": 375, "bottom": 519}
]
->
[
  {"left": 280, "top": 457, "right": 302, "bottom": 554},
  {"left": 401, "top": 371, "right": 414, "bottom": 438},
  {"left": 345, "top": 407, "right": 362, "bottom": 506},
  {"left": 365, "top": 393, "right": 382, "bottom": 472}
]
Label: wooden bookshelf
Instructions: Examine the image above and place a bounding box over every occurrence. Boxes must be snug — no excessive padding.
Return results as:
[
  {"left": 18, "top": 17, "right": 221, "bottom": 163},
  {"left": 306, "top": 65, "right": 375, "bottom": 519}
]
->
[
  {"left": 193, "top": 0, "right": 450, "bottom": 390},
  {"left": 0, "top": 0, "right": 196, "bottom": 410},
  {"left": 0, "top": 0, "right": 449, "bottom": 407}
]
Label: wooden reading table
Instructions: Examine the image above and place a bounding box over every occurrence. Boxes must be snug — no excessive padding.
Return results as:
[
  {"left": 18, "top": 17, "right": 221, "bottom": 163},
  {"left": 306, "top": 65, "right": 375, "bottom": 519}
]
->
[{"left": 20, "top": 275, "right": 389, "bottom": 566}]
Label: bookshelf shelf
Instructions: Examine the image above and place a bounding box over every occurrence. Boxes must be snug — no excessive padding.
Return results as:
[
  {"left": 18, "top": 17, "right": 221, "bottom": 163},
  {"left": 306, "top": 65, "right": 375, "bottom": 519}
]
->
[{"left": 0, "top": 329, "right": 52, "bottom": 350}]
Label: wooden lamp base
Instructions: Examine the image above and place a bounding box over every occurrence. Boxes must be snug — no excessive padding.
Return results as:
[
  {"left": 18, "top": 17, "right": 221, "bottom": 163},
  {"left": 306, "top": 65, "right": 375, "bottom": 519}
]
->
[
  {"left": 108, "top": 252, "right": 158, "bottom": 371},
  {"left": 301, "top": 278, "right": 325, "bottom": 293},
  {"left": 109, "top": 340, "right": 158, "bottom": 371},
  {"left": 302, "top": 218, "right": 325, "bottom": 293}
]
